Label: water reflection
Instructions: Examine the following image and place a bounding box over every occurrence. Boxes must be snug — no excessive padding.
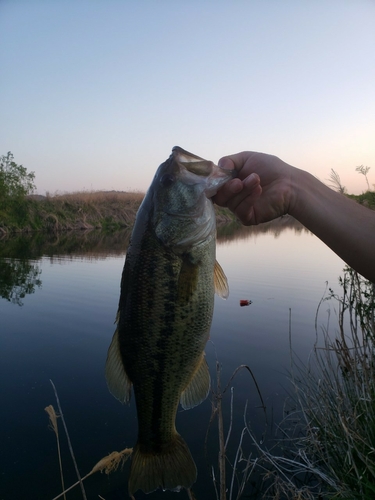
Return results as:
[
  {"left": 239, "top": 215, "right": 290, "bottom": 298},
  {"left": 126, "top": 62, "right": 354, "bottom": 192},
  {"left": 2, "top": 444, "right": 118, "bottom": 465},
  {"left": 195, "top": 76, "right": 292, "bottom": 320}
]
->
[
  {"left": 0, "top": 258, "right": 42, "bottom": 305},
  {"left": 0, "top": 217, "right": 307, "bottom": 305},
  {"left": 0, "top": 228, "right": 132, "bottom": 260},
  {"left": 217, "top": 215, "right": 308, "bottom": 242},
  {"left": 0, "top": 218, "right": 346, "bottom": 500},
  {"left": 0, "top": 216, "right": 305, "bottom": 259}
]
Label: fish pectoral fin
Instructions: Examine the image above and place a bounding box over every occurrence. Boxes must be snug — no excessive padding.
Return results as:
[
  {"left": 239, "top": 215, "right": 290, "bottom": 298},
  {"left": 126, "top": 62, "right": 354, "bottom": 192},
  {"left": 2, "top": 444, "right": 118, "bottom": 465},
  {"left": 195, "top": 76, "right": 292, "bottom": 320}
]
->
[
  {"left": 180, "top": 354, "right": 210, "bottom": 410},
  {"left": 105, "top": 328, "right": 132, "bottom": 403},
  {"left": 214, "top": 260, "right": 229, "bottom": 299}
]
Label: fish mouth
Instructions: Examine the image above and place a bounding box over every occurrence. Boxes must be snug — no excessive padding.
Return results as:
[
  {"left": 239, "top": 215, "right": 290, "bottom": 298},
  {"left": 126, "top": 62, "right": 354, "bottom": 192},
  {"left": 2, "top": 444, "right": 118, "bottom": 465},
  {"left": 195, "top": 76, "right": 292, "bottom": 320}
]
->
[{"left": 172, "top": 146, "right": 235, "bottom": 197}]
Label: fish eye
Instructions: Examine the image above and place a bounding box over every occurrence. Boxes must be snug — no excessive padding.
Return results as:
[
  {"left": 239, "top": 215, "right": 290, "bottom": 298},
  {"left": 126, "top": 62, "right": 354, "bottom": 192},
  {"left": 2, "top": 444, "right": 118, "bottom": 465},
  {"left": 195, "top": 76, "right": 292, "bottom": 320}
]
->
[{"left": 160, "top": 173, "right": 175, "bottom": 187}]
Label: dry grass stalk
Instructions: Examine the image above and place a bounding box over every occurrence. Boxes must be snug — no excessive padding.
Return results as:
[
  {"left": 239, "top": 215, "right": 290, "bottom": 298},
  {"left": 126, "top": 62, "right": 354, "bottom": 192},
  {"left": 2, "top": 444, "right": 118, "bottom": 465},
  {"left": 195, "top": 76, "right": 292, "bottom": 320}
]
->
[
  {"left": 90, "top": 448, "right": 133, "bottom": 475},
  {"left": 49, "top": 379, "right": 87, "bottom": 500},
  {"left": 256, "top": 267, "right": 375, "bottom": 498},
  {"left": 186, "top": 487, "right": 197, "bottom": 500},
  {"left": 207, "top": 357, "right": 266, "bottom": 500},
  {"left": 51, "top": 448, "right": 133, "bottom": 500},
  {"left": 215, "top": 362, "right": 226, "bottom": 500},
  {"left": 47, "top": 190, "right": 144, "bottom": 205},
  {"left": 45, "top": 405, "right": 66, "bottom": 500}
]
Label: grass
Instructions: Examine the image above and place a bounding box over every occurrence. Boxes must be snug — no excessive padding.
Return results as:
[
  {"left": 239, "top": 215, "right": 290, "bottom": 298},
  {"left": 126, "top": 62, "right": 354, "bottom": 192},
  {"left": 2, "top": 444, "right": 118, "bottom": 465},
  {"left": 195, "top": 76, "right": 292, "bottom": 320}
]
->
[
  {"left": 207, "top": 266, "right": 375, "bottom": 499},
  {"left": 44, "top": 266, "right": 375, "bottom": 499},
  {"left": 1, "top": 189, "right": 239, "bottom": 234},
  {"left": 1, "top": 190, "right": 145, "bottom": 233},
  {"left": 36, "top": 190, "right": 145, "bottom": 232},
  {"left": 249, "top": 267, "right": 375, "bottom": 499},
  {"left": 46, "top": 379, "right": 133, "bottom": 500},
  {"left": 347, "top": 191, "right": 375, "bottom": 209}
]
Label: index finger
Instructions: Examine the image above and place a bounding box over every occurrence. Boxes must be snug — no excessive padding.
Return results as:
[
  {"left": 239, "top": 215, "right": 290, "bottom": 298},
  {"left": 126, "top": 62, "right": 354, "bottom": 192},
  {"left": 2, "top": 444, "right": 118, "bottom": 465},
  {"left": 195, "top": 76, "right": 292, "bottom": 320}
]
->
[{"left": 218, "top": 151, "right": 257, "bottom": 176}]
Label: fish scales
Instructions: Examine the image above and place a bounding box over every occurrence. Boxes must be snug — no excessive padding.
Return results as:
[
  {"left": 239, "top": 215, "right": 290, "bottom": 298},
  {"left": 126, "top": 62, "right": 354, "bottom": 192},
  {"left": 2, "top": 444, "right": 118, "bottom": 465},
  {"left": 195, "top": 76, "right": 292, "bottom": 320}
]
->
[
  {"left": 120, "top": 231, "right": 214, "bottom": 448},
  {"left": 105, "top": 147, "right": 232, "bottom": 495}
]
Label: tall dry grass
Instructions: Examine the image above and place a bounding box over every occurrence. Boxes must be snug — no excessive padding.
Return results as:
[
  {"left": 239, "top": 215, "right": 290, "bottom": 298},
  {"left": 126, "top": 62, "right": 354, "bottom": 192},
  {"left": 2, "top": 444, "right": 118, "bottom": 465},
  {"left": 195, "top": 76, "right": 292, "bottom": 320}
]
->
[
  {"left": 46, "top": 190, "right": 144, "bottom": 205},
  {"left": 252, "top": 267, "right": 375, "bottom": 499},
  {"left": 47, "top": 380, "right": 133, "bottom": 500},
  {"left": 37, "top": 190, "right": 145, "bottom": 232}
]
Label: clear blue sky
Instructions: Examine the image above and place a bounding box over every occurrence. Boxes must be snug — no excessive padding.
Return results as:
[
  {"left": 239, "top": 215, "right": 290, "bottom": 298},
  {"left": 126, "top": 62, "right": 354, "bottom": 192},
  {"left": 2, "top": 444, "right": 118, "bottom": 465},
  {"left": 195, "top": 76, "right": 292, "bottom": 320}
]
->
[{"left": 1, "top": 1, "right": 374, "bottom": 195}]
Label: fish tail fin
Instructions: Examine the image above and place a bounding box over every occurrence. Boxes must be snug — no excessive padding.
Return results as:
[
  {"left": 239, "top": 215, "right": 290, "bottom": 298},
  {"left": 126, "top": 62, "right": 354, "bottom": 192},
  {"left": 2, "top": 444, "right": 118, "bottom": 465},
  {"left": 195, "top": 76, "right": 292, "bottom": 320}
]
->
[{"left": 128, "top": 434, "right": 196, "bottom": 494}]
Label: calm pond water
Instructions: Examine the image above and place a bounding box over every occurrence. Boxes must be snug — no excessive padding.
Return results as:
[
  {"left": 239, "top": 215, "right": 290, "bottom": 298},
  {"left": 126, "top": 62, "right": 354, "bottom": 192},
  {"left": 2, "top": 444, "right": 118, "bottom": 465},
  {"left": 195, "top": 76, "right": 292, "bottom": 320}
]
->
[{"left": 0, "top": 219, "right": 347, "bottom": 500}]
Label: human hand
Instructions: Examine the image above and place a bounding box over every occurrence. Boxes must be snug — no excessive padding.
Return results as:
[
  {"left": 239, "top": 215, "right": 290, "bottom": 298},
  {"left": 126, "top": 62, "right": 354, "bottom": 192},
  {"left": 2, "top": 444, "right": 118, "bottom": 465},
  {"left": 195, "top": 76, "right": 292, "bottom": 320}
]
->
[{"left": 213, "top": 152, "right": 294, "bottom": 225}]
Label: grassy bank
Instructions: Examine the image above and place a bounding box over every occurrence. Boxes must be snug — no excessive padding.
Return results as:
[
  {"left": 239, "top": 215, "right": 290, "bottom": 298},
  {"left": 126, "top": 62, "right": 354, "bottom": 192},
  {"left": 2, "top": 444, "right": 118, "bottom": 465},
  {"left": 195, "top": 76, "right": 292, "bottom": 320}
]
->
[
  {"left": 2, "top": 188, "right": 373, "bottom": 235},
  {"left": 347, "top": 190, "right": 375, "bottom": 209},
  {"left": 248, "top": 267, "right": 375, "bottom": 499},
  {"left": 0, "top": 190, "right": 145, "bottom": 233},
  {"left": 0, "top": 190, "right": 239, "bottom": 234}
]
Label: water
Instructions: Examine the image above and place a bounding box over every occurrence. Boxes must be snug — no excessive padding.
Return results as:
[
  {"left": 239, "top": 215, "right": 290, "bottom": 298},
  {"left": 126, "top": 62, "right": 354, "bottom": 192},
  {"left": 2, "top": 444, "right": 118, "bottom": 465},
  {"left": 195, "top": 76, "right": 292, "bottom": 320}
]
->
[{"left": 0, "top": 220, "right": 346, "bottom": 500}]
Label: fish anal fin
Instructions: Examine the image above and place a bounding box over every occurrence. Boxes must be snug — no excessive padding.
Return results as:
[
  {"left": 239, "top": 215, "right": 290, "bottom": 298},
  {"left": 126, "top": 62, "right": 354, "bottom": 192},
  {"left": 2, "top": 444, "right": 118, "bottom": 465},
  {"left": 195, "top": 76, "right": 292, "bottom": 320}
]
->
[
  {"left": 214, "top": 260, "right": 229, "bottom": 299},
  {"left": 105, "top": 328, "right": 132, "bottom": 403},
  {"left": 128, "top": 434, "right": 196, "bottom": 494},
  {"left": 180, "top": 355, "right": 210, "bottom": 410}
]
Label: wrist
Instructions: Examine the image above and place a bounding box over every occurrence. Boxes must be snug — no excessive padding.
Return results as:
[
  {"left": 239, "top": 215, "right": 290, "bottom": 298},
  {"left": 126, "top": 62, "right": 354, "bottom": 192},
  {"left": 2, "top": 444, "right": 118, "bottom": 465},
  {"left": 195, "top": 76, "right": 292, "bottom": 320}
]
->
[{"left": 288, "top": 167, "right": 314, "bottom": 220}]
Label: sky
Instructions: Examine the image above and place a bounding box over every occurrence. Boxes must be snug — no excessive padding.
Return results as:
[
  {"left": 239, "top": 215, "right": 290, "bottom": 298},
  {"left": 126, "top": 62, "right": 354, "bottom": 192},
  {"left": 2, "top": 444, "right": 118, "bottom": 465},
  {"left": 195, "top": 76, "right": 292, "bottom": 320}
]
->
[{"left": 1, "top": 0, "right": 374, "bottom": 195}]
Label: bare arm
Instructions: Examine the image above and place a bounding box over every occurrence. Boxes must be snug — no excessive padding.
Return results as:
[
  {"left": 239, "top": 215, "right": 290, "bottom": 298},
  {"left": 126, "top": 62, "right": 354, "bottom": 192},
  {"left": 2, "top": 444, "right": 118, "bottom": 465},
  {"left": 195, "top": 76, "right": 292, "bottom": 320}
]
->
[{"left": 213, "top": 152, "right": 375, "bottom": 283}]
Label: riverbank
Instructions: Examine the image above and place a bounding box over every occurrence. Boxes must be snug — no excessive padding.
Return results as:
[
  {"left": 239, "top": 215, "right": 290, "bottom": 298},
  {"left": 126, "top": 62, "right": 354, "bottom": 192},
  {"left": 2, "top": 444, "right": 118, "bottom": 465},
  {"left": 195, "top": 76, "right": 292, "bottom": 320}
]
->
[
  {"left": 0, "top": 191, "right": 145, "bottom": 234},
  {"left": 0, "top": 190, "right": 238, "bottom": 234},
  {"left": 1, "top": 189, "right": 373, "bottom": 235}
]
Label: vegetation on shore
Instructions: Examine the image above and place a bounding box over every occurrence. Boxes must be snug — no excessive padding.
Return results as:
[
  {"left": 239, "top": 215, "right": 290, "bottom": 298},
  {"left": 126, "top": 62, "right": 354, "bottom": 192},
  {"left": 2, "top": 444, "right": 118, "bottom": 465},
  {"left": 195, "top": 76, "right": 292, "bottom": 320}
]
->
[
  {"left": 0, "top": 151, "right": 239, "bottom": 233},
  {"left": 0, "top": 190, "right": 241, "bottom": 234},
  {"left": 246, "top": 266, "right": 375, "bottom": 499},
  {"left": 0, "top": 188, "right": 145, "bottom": 234},
  {"left": 1, "top": 152, "right": 374, "bottom": 234},
  {"left": 328, "top": 166, "right": 375, "bottom": 208}
]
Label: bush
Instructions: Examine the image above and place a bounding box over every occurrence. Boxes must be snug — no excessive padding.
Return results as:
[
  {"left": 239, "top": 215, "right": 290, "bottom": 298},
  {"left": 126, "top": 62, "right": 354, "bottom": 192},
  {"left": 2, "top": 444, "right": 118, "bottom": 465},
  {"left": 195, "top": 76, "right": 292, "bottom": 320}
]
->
[
  {"left": 0, "top": 152, "right": 36, "bottom": 209},
  {"left": 0, "top": 152, "right": 37, "bottom": 229}
]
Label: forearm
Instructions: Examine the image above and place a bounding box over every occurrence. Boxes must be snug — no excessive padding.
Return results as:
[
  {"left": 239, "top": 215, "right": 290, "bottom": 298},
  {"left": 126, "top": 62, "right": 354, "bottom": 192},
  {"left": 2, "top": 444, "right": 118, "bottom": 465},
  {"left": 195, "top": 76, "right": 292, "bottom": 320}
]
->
[{"left": 290, "top": 168, "right": 375, "bottom": 283}]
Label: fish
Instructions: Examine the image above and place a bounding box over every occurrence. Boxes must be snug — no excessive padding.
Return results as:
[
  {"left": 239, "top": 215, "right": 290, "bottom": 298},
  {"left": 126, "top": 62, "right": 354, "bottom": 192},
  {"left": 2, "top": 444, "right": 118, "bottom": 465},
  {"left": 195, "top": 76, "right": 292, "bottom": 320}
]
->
[{"left": 105, "top": 146, "right": 233, "bottom": 495}]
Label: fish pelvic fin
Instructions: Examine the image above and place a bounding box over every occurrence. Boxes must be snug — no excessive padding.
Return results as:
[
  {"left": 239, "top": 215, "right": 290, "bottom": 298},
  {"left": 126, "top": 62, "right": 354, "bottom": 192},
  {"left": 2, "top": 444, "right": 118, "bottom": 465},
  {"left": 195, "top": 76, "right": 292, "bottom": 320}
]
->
[
  {"left": 214, "top": 260, "right": 229, "bottom": 299},
  {"left": 180, "top": 354, "right": 210, "bottom": 410},
  {"left": 128, "top": 434, "right": 197, "bottom": 494},
  {"left": 105, "top": 328, "right": 132, "bottom": 403}
]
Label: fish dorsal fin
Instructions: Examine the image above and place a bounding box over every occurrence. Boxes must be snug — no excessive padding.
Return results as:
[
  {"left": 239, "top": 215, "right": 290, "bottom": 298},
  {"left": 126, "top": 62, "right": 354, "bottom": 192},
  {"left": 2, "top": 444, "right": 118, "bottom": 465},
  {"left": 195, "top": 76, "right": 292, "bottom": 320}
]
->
[
  {"left": 180, "top": 354, "right": 210, "bottom": 410},
  {"left": 214, "top": 260, "right": 229, "bottom": 299},
  {"left": 105, "top": 328, "right": 132, "bottom": 404}
]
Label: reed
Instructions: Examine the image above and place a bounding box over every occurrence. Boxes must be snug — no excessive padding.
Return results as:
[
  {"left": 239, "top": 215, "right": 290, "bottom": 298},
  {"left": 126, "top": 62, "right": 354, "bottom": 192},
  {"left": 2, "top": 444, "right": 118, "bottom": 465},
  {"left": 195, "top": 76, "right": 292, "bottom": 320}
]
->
[
  {"left": 45, "top": 405, "right": 66, "bottom": 500},
  {"left": 208, "top": 358, "right": 267, "bottom": 500},
  {"left": 256, "top": 267, "right": 375, "bottom": 498},
  {"left": 47, "top": 379, "right": 133, "bottom": 500},
  {"left": 51, "top": 449, "right": 133, "bottom": 500},
  {"left": 1, "top": 190, "right": 145, "bottom": 233}
]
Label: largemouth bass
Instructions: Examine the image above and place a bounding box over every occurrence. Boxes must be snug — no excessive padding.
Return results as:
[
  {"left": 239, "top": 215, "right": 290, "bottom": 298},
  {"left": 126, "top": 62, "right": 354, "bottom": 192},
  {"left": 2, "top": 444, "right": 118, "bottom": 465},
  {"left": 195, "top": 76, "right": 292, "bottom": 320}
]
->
[{"left": 105, "top": 146, "right": 233, "bottom": 495}]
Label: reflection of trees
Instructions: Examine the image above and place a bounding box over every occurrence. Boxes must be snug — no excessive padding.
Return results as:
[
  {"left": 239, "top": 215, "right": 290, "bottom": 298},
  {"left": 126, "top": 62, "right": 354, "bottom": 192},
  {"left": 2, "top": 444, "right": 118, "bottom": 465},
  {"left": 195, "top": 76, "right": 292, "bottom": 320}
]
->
[
  {"left": 0, "top": 229, "right": 133, "bottom": 305},
  {"left": 0, "top": 228, "right": 132, "bottom": 260},
  {"left": 217, "top": 215, "right": 310, "bottom": 243},
  {"left": 0, "top": 218, "right": 309, "bottom": 306},
  {"left": 0, "top": 258, "right": 42, "bottom": 306}
]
